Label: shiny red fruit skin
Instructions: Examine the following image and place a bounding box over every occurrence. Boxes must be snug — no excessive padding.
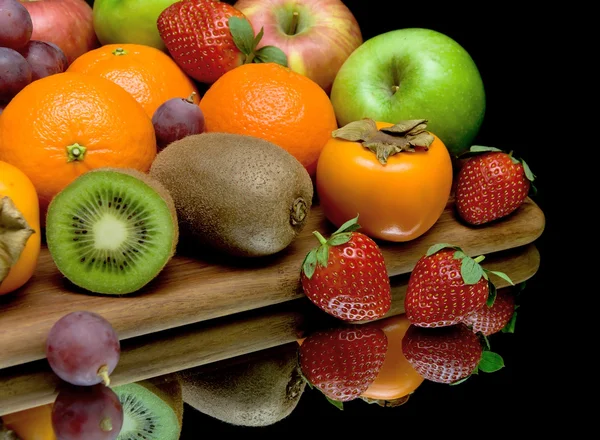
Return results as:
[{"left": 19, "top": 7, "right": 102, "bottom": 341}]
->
[
  {"left": 299, "top": 326, "right": 388, "bottom": 402},
  {"left": 455, "top": 152, "right": 530, "bottom": 225},
  {"left": 402, "top": 323, "right": 483, "bottom": 384},
  {"left": 300, "top": 232, "right": 392, "bottom": 323},
  {"left": 157, "top": 0, "right": 245, "bottom": 84},
  {"left": 404, "top": 249, "right": 489, "bottom": 327},
  {"left": 462, "top": 288, "right": 516, "bottom": 335}
]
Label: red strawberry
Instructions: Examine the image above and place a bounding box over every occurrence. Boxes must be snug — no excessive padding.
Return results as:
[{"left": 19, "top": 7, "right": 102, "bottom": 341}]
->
[
  {"left": 455, "top": 146, "right": 536, "bottom": 225},
  {"left": 157, "top": 0, "right": 287, "bottom": 84},
  {"left": 300, "top": 216, "right": 392, "bottom": 323},
  {"left": 461, "top": 288, "right": 517, "bottom": 335},
  {"left": 404, "top": 243, "right": 513, "bottom": 328},
  {"left": 299, "top": 326, "right": 388, "bottom": 405},
  {"left": 402, "top": 323, "right": 504, "bottom": 384}
]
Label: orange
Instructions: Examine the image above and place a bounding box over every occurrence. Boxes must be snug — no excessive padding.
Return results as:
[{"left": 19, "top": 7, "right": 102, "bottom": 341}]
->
[
  {"left": 0, "top": 72, "right": 156, "bottom": 223},
  {"left": 2, "top": 403, "right": 56, "bottom": 440},
  {"left": 199, "top": 63, "right": 338, "bottom": 177},
  {"left": 66, "top": 43, "right": 199, "bottom": 118}
]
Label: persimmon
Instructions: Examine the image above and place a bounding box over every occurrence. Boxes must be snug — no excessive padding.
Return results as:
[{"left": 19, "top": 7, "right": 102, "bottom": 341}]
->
[
  {"left": 0, "top": 161, "right": 41, "bottom": 295},
  {"left": 1, "top": 403, "right": 56, "bottom": 440},
  {"left": 360, "top": 314, "right": 425, "bottom": 406},
  {"left": 316, "top": 119, "right": 453, "bottom": 242}
]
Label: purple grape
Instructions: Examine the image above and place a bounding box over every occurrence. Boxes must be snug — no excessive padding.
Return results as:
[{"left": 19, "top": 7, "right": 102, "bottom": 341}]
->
[
  {"left": 51, "top": 384, "right": 124, "bottom": 440},
  {"left": 46, "top": 311, "right": 121, "bottom": 387},
  {"left": 46, "top": 41, "right": 69, "bottom": 69},
  {"left": 0, "top": 47, "right": 32, "bottom": 103},
  {"left": 0, "top": 0, "right": 33, "bottom": 50},
  {"left": 19, "top": 40, "right": 67, "bottom": 81},
  {"left": 152, "top": 91, "right": 205, "bottom": 150}
]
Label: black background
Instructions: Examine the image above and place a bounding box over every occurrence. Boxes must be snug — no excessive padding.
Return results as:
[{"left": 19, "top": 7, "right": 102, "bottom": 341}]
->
[{"left": 178, "top": 1, "right": 555, "bottom": 437}]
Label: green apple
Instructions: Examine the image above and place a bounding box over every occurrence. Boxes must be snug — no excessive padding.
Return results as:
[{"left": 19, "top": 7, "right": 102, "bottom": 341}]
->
[
  {"left": 330, "top": 28, "right": 486, "bottom": 157},
  {"left": 92, "top": 0, "right": 179, "bottom": 50}
]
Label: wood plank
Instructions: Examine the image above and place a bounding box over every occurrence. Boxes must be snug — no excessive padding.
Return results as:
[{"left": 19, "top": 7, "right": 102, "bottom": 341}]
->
[
  {"left": 0, "top": 198, "right": 545, "bottom": 370},
  {"left": 0, "top": 244, "right": 540, "bottom": 416}
]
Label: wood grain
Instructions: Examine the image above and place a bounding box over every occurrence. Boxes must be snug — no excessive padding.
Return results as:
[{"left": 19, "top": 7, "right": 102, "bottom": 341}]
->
[
  {"left": 0, "top": 198, "right": 545, "bottom": 370},
  {"left": 0, "top": 244, "right": 540, "bottom": 416}
]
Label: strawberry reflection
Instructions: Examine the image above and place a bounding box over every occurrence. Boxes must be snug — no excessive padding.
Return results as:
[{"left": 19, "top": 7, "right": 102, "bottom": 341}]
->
[
  {"left": 401, "top": 322, "right": 504, "bottom": 385},
  {"left": 298, "top": 326, "right": 387, "bottom": 405}
]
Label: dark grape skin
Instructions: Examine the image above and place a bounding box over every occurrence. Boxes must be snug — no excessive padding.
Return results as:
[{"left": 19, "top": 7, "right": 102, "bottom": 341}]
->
[
  {"left": 46, "top": 311, "right": 121, "bottom": 387},
  {"left": 19, "top": 40, "right": 68, "bottom": 81},
  {"left": 152, "top": 92, "right": 205, "bottom": 150},
  {"left": 51, "top": 384, "right": 124, "bottom": 440},
  {"left": 0, "top": 0, "right": 33, "bottom": 50},
  {"left": 46, "top": 41, "right": 69, "bottom": 69},
  {"left": 0, "top": 47, "right": 32, "bottom": 104}
]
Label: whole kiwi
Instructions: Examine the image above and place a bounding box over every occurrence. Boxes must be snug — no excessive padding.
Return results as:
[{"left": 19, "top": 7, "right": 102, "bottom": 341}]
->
[
  {"left": 149, "top": 132, "right": 314, "bottom": 257},
  {"left": 178, "top": 343, "right": 306, "bottom": 427}
]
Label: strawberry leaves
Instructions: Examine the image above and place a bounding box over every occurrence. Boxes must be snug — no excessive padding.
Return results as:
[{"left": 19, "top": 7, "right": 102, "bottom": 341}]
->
[
  {"left": 425, "top": 243, "right": 514, "bottom": 306},
  {"left": 301, "top": 215, "right": 361, "bottom": 279},
  {"left": 228, "top": 16, "right": 288, "bottom": 67}
]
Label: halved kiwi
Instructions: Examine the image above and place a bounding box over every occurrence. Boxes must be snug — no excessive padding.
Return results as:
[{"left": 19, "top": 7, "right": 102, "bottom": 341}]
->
[
  {"left": 113, "top": 375, "right": 183, "bottom": 440},
  {"left": 45, "top": 167, "right": 178, "bottom": 295}
]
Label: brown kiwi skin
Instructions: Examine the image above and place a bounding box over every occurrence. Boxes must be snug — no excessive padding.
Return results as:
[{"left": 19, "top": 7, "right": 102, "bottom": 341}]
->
[
  {"left": 177, "top": 343, "right": 306, "bottom": 427},
  {"left": 148, "top": 132, "right": 314, "bottom": 258}
]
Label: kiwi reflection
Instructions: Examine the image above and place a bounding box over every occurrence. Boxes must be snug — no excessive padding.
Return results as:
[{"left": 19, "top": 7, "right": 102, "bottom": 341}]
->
[{"left": 177, "top": 343, "right": 305, "bottom": 427}]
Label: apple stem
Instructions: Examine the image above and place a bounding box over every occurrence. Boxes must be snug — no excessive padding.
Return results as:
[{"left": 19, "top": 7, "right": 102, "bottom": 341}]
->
[
  {"left": 391, "top": 85, "right": 400, "bottom": 94},
  {"left": 288, "top": 11, "right": 299, "bottom": 35}
]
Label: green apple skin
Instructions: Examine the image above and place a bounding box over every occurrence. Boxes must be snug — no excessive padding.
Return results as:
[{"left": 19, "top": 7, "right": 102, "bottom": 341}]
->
[
  {"left": 330, "top": 28, "right": 486, "bottom": 157},
  {"left": 92, "top": 0, "right": 179, "bottom": 50}
]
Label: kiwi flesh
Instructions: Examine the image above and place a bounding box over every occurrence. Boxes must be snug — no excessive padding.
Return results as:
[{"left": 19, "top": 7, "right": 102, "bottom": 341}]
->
[
  {"left": 113, "top": 375, "right": 183, "bottom": 440},
  {"left": 45, "top": 167, "right": 179, "bottom": 295},
  {"left": 149, "top": 132, "right": 314, "bottom": 258},
  {"left": 178, "top": 343, "right": 306, "bottom": 427}
]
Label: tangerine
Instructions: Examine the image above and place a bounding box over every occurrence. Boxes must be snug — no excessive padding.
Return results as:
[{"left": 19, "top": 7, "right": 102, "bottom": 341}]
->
[
  {"left": 0, "top": 72, "right": 156, "bottom": 223},
  {"left": 199, "top": 63, "right": 338, "bottom": 176},
  {"left": 66, "top": 43, "right": 199, "bottom": 118}
]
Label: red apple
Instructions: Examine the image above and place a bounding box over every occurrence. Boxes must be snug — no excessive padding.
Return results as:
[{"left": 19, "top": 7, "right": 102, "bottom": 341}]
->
[
  {"left": 19, "top": 0, "right": 99, "bottom": 65},
  {"left": 234, "top": 0, "right": 362, "bottom": 94}
]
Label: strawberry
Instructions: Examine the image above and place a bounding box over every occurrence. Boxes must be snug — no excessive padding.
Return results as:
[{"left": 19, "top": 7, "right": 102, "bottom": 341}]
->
[
  {"left": 461, "top": 288, "right": 518, "bottom": 336},
  {"left": 300, "top": 216, "right": 392, "bottom": 323},
  {"left": 404, "top": 243, "right": 514, "bottom": 328},
  {"left": 299, "top": 326, "right": 388, "bottom": 406},
  {"left": 401, "top": 323, "right": 504, "bottom": 384},
  {"left": 157, "top": 0, "right": 287, "bottom": 84},
  {"left": 455, "top": 145, "right": 536, "bottom": 225}
]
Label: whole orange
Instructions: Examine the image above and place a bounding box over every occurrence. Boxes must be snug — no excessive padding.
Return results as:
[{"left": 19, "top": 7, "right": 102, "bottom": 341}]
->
[
  {"left": 66, "top": 43, "right": 199, "bottom": 118},
  {"left": 199, "top": 63, "right": 338, "bottom": 176},
  {"left": 0, "top": 72, "right": 157, "bottom": 223}
]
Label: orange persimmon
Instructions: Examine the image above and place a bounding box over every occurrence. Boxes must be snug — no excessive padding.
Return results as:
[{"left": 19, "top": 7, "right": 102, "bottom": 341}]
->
[
  {"left": 1, "top": 403, "right": 56, "bottom": 440},
  {"left": 315, "top": 119, "right": 453, "bottom": 242},
  {"left": 360, "top": 314, "right": 424, "bottom": 405},
  {"left": 0, "top": 160, "right": 41, "bottom": 295}
]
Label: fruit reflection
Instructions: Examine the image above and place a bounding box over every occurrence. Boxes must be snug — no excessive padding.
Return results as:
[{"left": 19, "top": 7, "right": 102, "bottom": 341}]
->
[
  {"left": 299, "top": 326, "right": 388, "bottom": 405},
  {"left": 360, "top": 314, "right": 425, "bottom": 406}
]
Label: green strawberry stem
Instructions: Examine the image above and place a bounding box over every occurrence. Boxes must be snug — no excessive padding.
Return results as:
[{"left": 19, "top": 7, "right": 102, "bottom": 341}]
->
[
  {"left": 228, "top": 17, "right": 288, "bottom": 67},
  {"left": 301, "top": 215, "right": 361, "bottom": 279},
  {"left": 313, "top": 231, "right": 327, "bottom": 245},
  {"left": 332, "top": 118, "right": 434, "bottom": 165}
]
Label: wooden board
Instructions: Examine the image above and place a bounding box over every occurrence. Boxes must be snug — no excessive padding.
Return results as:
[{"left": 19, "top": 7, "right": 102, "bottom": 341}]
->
[
  {"left": 0, "top": 244, "right": 540, "bottom": 416},
  {"left": 0, "top": 197, "right": 545, "bottom": 370}
]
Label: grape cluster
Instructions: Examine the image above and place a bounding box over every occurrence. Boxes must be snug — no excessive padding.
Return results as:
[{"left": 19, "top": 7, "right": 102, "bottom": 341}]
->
[
  {"left": 0, "top": 0, "right": 67, "bottom": 110},
  {"left": 46, "top": 311, "right": 124, "bottom": 440}
]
